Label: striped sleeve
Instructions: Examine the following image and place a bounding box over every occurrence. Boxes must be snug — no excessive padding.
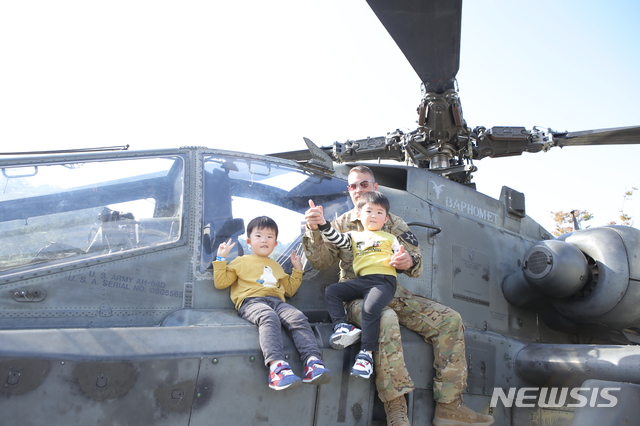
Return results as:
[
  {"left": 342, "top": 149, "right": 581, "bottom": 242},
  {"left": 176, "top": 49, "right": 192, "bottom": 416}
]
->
[{"left": 318, "top": 222, "right": 352, "bottom": 250}]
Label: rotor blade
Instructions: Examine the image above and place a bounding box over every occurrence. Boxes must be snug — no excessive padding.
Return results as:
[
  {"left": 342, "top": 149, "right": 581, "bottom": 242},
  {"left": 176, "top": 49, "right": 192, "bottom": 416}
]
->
[
  {"left": 552, "top": 126, "right": 640, "bottom": 147},
  {"left": 269, "top": 149, "right": 313, "bottom": 162},
  {"left": 365, "top": 0, "right": 462, "bottom": 93},
  {"left": 269, "top": 138, "right": 334, "bottom": 171}
]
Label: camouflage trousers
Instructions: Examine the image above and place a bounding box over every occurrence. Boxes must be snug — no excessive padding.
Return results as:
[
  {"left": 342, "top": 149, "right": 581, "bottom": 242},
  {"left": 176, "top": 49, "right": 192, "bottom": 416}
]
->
[{"left": 346, "top": 287, "right": 467, "bottom": 404}]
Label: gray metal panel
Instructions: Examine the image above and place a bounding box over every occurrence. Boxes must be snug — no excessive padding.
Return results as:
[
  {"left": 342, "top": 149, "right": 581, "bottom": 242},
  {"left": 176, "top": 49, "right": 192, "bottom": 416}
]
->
[
  {"left": 1, "top": 358, "right": 200, "bottom": 426},
  {"left": 190, "top": 349, "right": 375, "bottom": 426},
  {"left": 388, "top": 188, "right": 434, "bottom": 299},
  {"left": 192, "top": 355, "right": 318, "bottom": 426},
  {"left": 409, "top": 389, "right": 435, "bottom": 425},
  {"left": 0, "top": 323, "right": 390, "bottom": 425},
  {"left": 401, "top": 327, "right": 435, "bottom": 391},
  {"left": 515, "top": 344, "right": 640, "bottom": 388},
  {"left": 571, "top": 380, "right": 640, "bottom": 426},
  {"left": 0, "top": 250, "right": 192, "bottom": 328}
]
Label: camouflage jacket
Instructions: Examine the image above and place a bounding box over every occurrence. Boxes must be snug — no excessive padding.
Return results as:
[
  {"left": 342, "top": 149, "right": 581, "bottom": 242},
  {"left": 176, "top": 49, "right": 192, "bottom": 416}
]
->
[{"left": 302, "top": 209, "right": 423, "bottom": 282}]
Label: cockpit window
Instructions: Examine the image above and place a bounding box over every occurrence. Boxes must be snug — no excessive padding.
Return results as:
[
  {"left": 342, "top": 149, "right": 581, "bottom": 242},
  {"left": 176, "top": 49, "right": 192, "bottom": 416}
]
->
[
  {"left": 0, "top": 156, "right": 184, "bottom": 273},
  {"left": 201, "top": 156, "right": 351, "bottom": 271}
]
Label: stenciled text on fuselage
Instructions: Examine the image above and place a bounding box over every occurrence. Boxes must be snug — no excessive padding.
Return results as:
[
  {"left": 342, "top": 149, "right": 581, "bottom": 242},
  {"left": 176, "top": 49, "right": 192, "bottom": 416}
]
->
[{"left": 445, "top": 196, "right": 500, "bottom": 224}]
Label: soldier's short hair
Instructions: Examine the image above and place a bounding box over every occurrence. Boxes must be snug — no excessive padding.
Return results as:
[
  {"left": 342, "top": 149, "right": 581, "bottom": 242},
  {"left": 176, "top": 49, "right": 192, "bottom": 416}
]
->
[
  {"left": 246, "top": 216, "right": 279, "bottom": 238},
  {"left": 356, "top": 191, "right": 390, "bottom": 215},
  {"left": 349, "top": 165, "right": 375, "bottom": 179}
]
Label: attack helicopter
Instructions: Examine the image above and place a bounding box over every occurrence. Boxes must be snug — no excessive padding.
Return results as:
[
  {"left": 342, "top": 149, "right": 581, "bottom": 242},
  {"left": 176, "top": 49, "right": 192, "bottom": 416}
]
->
[{"left": 2, "top": 1, "right": 640, "bottom": 425}]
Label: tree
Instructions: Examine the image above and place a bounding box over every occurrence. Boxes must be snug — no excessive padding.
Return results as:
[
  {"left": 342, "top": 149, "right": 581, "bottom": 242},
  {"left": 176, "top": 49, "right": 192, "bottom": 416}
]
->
[
  {"left": 550, "top": 187, "right": 636, "bottom": 236},
  {"left": 549, "top": 210, "right": 593, "bottom": 237},
  {"left": 608, "top": 187, "right": 636, "bottom": 227}
]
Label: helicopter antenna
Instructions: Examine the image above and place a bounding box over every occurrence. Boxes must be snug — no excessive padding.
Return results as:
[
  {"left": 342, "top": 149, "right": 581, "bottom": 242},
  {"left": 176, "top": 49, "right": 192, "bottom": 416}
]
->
[{"left": 570, "top": 210, "right": 581, "bottom": 231}]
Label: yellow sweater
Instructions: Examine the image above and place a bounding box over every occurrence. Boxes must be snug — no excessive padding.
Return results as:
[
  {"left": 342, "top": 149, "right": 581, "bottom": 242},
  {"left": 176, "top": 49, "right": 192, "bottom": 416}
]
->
[
  {"left": 350, "top": 230, "right": 400, "bottom": 277},
  {"left": 213, "top": 254, "right": 304, "bottom": 310}
]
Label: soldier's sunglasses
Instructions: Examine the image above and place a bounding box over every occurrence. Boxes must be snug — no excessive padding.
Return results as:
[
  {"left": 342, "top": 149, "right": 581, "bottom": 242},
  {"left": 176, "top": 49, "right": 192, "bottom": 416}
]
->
[{"left": 347, "top": 180, "right": 375, "bottom": 191}]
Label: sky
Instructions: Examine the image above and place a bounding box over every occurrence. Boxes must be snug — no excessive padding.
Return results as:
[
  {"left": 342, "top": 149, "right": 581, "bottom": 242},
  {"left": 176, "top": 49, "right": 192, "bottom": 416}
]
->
[{"left": 1, "top": 0, "right": 639, "bottom": 232}]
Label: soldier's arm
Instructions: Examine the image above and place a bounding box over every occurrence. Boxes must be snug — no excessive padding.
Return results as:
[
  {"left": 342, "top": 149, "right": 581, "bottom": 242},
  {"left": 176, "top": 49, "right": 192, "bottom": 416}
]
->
[
  {"left": 389, "top": 216, "right": 423, "bottom": 278},
  {"left": 301, "top": 226, "right": 341, "bottom": 270}
]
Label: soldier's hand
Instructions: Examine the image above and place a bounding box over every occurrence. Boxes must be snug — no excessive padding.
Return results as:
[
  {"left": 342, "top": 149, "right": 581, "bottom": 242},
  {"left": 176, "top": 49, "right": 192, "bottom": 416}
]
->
[
  {"left": 304, "top": 199, "right": 326, "bottom": 230},
  {"left": 390, "top": 245, "right": 413, "bottom": 270}
]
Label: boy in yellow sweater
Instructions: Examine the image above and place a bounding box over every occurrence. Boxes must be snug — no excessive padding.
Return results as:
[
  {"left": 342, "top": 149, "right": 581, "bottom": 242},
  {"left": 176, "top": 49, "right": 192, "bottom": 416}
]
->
[
  {"left": 314, "top": 191, "right": 401, "bottom": 380},
  {"left": 213, "top": 216, "right": 331, "bottom": 390}
]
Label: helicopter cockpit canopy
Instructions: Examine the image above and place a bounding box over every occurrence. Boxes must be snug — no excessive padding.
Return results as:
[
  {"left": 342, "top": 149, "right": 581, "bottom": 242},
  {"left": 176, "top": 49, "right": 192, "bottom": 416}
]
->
[
  {"left": 0, "top": 151, "right": 353, "bottom": 284},
  {"left": 200, "top": 155, "right": 351, "bottom": 271},
  {"left": 0, "top": 156, "right": 184, "bottom": 273}
]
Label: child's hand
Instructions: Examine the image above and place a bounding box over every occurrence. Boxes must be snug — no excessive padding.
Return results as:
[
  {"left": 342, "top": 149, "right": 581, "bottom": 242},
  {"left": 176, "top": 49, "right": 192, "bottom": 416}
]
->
[
  {"left": 290, "top": 249, "right": 303, "bottom": 271},
  {"left": 304, "top": 199, "right": 326, "bottom": 230},
  {"left": 217, "top": 238, "right": 236, "bottom": 258}
]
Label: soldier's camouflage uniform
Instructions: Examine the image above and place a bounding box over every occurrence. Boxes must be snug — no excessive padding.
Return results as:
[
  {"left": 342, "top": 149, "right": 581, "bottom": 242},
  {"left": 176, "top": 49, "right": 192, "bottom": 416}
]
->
[{"left": 302, "top": 209, "right": 467, "bottom": 404}]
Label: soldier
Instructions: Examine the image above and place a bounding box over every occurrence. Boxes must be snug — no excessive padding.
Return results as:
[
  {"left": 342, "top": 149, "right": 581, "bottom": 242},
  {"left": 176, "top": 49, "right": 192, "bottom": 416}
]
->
[{"left": 303, "top": 165, "right": 494, "bottom": 426}]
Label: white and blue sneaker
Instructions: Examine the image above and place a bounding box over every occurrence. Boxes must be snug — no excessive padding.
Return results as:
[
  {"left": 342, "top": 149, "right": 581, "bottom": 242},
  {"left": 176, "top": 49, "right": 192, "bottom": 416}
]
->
[
  {"left": 350, "top": 350, "right": 374, "bottom": 379},
  {"left": 330, "top": 323, "right": 361, "bottom": 350},
  {"left": 268, "top": 363, "right": 302, "bottom": 390},
  {"left": 303, "top": 359, "right": 332, "bottom": 385}
]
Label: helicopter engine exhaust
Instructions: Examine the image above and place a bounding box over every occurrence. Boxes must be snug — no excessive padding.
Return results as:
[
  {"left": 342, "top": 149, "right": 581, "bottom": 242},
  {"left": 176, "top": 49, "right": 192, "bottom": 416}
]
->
[
  {"left": 502, "top": 240, "right": 589, "bottom": 306},
  {"left": 502, "top": 226, "right": 640, "bottom": 334}
]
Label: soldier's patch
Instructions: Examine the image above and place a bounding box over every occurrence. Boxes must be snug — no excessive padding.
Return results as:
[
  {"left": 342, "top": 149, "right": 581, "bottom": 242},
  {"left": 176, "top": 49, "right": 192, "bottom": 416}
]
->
[{"left": 400, "top": 230, "right": 418, "bottom": 247}]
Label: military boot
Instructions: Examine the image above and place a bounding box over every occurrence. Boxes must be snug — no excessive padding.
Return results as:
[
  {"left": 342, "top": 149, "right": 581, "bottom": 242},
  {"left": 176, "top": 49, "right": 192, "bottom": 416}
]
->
[
  {"left": 384, "top": 395, "right": 410, "bottom": 426},
  {"left": 432, "top": 395, "right": 494, "bottom": 426}
]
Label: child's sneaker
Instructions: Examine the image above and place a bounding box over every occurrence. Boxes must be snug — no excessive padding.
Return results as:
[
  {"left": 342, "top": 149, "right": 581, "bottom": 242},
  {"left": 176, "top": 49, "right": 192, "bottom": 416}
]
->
[
  {"left": 268, "top": 363, "right": 302, "bottom": 390},
  {"left": 303, "top": 359, "right": 332, "bottom": 385},
  {"left": 350, "top": 350, "right": 374, "bottom": 379},
  {"left": 330, "top": 323, "right": 361, "bottom": 350}
]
